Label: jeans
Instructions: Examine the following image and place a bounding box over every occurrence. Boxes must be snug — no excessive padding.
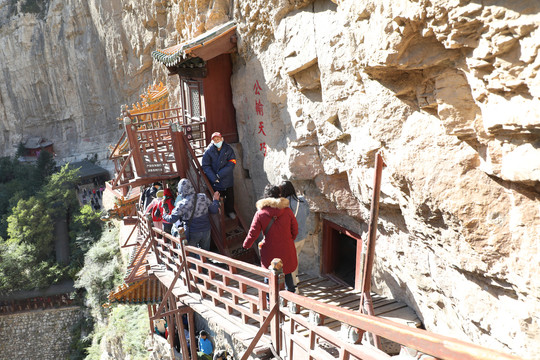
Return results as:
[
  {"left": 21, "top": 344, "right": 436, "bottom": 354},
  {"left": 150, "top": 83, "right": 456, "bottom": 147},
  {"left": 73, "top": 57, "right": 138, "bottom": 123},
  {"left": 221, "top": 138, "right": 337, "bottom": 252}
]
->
[{"left": 187, "top": 229, "right": 211, "bottom": 260}]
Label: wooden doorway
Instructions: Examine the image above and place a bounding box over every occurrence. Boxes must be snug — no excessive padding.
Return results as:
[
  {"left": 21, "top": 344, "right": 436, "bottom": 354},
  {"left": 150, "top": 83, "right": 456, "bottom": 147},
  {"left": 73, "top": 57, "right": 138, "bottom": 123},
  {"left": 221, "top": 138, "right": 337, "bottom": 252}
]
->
[
  {"left": 321, "top": 220, "right": 363, "bottom": 290},
  {"left": 202, "top": 54, "right": 238, "bottom": 144}
]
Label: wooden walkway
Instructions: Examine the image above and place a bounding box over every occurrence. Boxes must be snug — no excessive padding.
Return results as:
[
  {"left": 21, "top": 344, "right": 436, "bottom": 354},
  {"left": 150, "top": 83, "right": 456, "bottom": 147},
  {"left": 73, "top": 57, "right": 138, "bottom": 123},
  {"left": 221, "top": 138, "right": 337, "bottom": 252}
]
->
[{"left": 147, "top": 249, "right": 421, "bottom": 358}]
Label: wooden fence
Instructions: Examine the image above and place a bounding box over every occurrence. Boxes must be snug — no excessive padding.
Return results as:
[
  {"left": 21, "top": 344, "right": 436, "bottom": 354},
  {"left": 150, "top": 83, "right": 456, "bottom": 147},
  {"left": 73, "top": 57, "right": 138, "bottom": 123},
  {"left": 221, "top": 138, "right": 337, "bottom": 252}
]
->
[{"left": 131, "top": 210, "right": 522, "bottom": 360}]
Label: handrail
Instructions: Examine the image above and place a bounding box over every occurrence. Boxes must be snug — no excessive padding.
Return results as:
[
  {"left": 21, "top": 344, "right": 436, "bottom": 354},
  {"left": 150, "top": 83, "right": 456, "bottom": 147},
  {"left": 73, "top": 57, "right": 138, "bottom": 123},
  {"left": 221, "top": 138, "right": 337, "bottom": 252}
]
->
[
  {"left": 109, "top": 130, "right": 127, "bottom": 159},
  {"left": 133, "top": 209, "right": 523, "bottom": 360},
  {"left": 280, "top": 291, "right": 521, "bottom": 360},
  {"left": 111, "top": 151, "right": 133, "bottom": 188}
]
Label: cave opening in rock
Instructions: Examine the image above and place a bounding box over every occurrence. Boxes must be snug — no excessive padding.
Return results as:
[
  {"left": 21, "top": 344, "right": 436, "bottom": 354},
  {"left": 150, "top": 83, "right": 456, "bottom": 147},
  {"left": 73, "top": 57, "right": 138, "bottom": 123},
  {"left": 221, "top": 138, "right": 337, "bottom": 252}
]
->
[{"left": 321, "top": 220, "right": 362, "bottom": 289}]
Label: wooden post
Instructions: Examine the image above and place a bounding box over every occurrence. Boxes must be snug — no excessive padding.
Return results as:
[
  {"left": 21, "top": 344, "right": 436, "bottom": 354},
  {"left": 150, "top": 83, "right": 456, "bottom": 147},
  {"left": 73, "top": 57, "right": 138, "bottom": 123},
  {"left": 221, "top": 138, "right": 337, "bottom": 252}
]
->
[
  {"left": 179, "top": 238, "right": 193, "bottom": 292},
  {"left": 171, "top": 123, "right": 188, "bottom": 178},
  {"left": 188, "top": 310, "right": 198, "bottom": 359},
  {"left": 148, "top": 305, "right": 155, "bottom": 337},
  {"left": 124, "top": 115, "right": 146, "bottom": 177},
  {"left": 269, "top": 258, "right": 282, "bottom": 355},
  {"left": 359, "top": 152, "right": 384, "bottom": 349}
]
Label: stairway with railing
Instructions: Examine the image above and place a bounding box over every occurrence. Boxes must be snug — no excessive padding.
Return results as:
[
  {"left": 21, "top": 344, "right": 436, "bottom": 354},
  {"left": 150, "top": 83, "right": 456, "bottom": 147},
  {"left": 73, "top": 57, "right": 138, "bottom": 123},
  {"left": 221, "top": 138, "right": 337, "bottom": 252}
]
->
[
  {"left": 108, "top": 106, "right": 523, "bottom": 360},
  {"left": 123, "top": 209, "right": 521, "bottom": 360},
  {"left": 107, "top": 105, "right": 258, "bottom": 263}
]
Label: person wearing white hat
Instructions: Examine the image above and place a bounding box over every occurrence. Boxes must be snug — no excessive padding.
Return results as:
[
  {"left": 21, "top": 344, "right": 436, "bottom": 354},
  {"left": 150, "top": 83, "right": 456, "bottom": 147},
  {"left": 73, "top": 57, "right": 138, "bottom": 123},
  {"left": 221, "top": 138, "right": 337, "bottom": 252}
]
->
[{"left": 202, "top": 132, "right": 237, "bottom": 219}]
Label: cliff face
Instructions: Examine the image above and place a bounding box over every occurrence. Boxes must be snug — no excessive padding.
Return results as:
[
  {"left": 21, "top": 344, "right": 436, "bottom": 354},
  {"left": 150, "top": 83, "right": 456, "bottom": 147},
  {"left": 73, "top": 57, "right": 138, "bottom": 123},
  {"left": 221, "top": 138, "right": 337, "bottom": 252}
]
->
[
  {"left": 1, "top": 0, "right": 539, "bottom": 357},
  {"left": 226, "top": 1, "right": 539, "bottom": 356},
  {"left": 0, "top": 0, "right": 160, "bottom": 161}
]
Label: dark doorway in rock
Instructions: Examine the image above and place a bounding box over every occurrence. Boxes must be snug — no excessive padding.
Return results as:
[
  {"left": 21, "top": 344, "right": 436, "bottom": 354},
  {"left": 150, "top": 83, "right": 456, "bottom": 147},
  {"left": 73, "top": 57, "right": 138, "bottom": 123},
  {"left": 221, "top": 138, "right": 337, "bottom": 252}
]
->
[{"left": 321, "top": 220, "right": 362, "bottom": 289}]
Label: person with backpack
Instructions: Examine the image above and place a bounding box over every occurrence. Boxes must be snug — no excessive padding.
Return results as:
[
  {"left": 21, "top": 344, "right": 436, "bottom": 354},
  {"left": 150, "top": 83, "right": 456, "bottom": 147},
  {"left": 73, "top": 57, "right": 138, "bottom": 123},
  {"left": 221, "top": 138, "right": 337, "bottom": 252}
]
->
[
  {"left": 279, "top": 180, "right": 311, "bottom": 286},
  {"left": 243, "top": 185, "right": 298, "bottom": 293},
  {"left": 161, "top": 188, "right": 175, "bottom": 234},
  {"left": 163, "top": 178, "right": 220, "bottom": 253},
  {"left": 145, "top": 189, "right": 164, "bottom": 233}
]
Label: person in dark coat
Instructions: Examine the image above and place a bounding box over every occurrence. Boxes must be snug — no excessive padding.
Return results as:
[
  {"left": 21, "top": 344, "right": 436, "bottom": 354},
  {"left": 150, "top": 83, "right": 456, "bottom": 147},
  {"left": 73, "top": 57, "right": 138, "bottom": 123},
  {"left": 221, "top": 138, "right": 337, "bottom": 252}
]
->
[
  {"left": 142, "top": 182, "right": 161, "bottom": 211},
  {"left": 280, "top": 180, "right": 311, "bottom": 285},
  {"left": 163, "top": 178, "right": 220, "bottom": 252},
  {"left": 202, "top": 132, "right": 237, "bottom": 219},
  {"left": 161, "top": 188, "right": 175, "bottom": 234},
  {"left": 243, "top": 185, "right": 298, "bottom": 293}
]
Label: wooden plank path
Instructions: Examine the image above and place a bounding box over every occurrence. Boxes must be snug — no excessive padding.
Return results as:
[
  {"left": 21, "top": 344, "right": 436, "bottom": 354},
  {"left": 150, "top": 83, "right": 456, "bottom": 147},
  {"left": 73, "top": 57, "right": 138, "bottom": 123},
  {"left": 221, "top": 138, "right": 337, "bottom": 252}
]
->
[{"left": 150, "top": 260, "right": 422, "bottom": 357}]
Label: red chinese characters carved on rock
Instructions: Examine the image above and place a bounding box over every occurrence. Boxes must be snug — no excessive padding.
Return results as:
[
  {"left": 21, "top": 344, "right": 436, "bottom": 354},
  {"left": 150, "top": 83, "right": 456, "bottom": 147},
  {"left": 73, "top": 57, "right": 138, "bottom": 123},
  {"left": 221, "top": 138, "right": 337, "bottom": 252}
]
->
[
  {"left": 254, "top": 80, "right": 266, "bottom": 157},
  {"left": 255, "top": 99, "right": 264, "bottom": 116},
  {"left": 253, "top": 80, "right": 262, "bottom": 95},
  {"left": 258, "top": 121, "right": 266, "bottom": 136}
]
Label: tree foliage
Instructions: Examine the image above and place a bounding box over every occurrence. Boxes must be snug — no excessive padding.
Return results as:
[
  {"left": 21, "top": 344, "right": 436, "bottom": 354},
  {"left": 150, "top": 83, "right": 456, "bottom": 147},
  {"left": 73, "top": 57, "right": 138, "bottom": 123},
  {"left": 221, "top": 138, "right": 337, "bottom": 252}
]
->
[
  {"left": 7, "top": 196, "right": 54, "bottom": 260},
  {"left": 0, "top": 157, "right": 104, "bottom": 293}
]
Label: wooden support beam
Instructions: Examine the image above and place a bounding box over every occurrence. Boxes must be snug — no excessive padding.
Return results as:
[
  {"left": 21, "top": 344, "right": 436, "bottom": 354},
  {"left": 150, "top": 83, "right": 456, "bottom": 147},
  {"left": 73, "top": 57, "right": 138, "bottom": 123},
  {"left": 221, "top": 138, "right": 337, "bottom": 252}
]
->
[
  {"left": 239, "top": 303, "right": 279, "bottom": 360},
  {"left": 269, "top": 259, "right": 282, "bottom": 355},
  {"left": 188, "top": 310, "right": 198, "bottom": 359}
]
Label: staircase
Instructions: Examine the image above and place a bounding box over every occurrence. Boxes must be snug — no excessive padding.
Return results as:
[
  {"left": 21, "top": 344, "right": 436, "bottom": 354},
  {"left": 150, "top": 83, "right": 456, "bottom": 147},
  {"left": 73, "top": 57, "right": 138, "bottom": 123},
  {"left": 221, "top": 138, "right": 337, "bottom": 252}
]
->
[{"left": 108, "top": 108, "right": 258, "bottom": 265}]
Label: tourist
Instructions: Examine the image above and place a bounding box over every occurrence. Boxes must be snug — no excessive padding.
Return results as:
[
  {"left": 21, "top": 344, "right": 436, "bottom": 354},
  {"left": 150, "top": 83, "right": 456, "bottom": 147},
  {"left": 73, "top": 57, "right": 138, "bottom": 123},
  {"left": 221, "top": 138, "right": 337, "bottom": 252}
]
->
[
  {"left": 142, "top": 181, "right": 161, "bottom": 211},
  {"left": 145, "top": 189, "right": 164, "bottom": 233},
  {"left": 161, "top": 188, "right": 175, "bottom": 234},
  {"left": 243, "top": 185, "right": 298, "bottom": 293},
  {"left": 197, "top": 330, "right": 213, "bottom": 359},
  {"left": 202, "top": 132, "right": 237, "bottom": 219},
  {"left": 279, "top": 180, "right": 310, "bottom": 286},
  {"left": 163, "top": 178, "right": 220, "bottom": 252}
]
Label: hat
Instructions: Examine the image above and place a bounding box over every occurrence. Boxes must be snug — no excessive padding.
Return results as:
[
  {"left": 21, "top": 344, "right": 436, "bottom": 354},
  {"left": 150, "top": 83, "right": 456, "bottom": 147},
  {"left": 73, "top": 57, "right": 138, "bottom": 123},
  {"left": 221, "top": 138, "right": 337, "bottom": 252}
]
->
[
  {"left": 156, "top": 190, "right": 164, "bottom": 198},
  {"left": 211, "top": 132, "right": 222, "bottom": 140},
  {"left": 163, "top": 188, "right": 173, "bottom": 197}
]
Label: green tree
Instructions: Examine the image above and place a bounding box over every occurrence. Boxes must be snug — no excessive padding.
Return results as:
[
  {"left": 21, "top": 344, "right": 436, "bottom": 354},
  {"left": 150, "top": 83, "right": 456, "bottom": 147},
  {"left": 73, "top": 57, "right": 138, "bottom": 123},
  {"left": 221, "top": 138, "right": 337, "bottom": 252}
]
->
[
  {"left": 35, "top": 150, "right": 57, "bottom": 180},
  {"left": 7, "top": 196, "right": 54, "bottom": 260},
  {"left": 69, "top": 205, "right": 104, "bottom": 273},
  {"left": 15, "top": 142, "right": 25, "bottom": 159},
  {"left": 40, "top": 164, "right": 80, "bottom": 218}
]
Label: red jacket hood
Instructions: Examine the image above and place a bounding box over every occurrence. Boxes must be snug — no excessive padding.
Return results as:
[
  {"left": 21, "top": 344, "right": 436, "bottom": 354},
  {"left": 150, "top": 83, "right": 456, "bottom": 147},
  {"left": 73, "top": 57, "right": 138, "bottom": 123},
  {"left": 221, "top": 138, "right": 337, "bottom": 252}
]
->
[{"left": 255, "top": 197, "right": 289, "bottom": 211}]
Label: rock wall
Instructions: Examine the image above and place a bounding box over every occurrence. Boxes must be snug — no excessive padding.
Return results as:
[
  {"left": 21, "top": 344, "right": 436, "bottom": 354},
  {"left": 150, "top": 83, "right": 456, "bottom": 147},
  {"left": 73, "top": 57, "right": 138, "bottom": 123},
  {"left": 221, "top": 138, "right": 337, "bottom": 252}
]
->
[
  {"left": 1, "top": 0, "right": 539, "bottom": 358},
  {"left": 0, "top": 306, "right": 83, "bottom": 359},
  {"left": 0, "top": 0, "right": 162, "bottom": 162},
  {"left": 228, "top": 0, "right": 540, "bottom": 357}
]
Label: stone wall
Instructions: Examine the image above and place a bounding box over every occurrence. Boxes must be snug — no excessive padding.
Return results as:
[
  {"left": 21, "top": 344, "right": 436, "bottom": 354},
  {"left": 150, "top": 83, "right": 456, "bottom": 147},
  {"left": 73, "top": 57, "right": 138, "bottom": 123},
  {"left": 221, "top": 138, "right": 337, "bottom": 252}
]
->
[{"left": 0, "top": 306, "right": 82, "bottom": 360}]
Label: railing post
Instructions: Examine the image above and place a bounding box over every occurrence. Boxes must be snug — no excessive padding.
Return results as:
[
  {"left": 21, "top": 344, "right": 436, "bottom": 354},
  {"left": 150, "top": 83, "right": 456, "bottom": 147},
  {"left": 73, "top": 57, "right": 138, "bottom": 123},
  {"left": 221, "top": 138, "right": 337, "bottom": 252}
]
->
[
  {"left": 171, "top": 123, "right": 187, "bottom": 178},
  {"left": 269, "top": 258, "right": 282, "bottom": 355},
  {"left": 146, "top": 216, "right": 161, "bottom": 265},
  {"left": 124, "top": 114, "right": 146, "bottom": 177},
  {"left": 179, "top": 238, "right": 193, "bottom": 292}
]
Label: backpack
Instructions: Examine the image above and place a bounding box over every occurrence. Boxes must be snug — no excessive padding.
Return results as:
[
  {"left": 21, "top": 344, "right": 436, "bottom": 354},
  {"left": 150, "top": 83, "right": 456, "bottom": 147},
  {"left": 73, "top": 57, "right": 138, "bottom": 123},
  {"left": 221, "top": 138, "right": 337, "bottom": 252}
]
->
[{"left": 153, "top": 205, "right": 161, "bottom": 219}]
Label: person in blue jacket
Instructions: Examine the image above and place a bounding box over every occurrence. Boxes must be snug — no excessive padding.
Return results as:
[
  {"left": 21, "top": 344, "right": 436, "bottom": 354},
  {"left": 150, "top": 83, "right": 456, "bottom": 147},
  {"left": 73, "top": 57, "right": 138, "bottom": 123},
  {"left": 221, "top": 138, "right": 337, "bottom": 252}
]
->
[
  {"left": 202, "top": 132, "right": 237, "bottom": 219},
  {"left": 163, "top": 178, "right": 220, "bottom": 252}
]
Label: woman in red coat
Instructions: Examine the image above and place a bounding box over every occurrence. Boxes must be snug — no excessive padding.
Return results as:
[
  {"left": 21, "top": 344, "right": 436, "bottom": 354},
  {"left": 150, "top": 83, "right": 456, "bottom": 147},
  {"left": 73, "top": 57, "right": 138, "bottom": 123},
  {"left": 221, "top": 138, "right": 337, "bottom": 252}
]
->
[{"left": 243, "top": 185, "right": 298, "bottom": 292}]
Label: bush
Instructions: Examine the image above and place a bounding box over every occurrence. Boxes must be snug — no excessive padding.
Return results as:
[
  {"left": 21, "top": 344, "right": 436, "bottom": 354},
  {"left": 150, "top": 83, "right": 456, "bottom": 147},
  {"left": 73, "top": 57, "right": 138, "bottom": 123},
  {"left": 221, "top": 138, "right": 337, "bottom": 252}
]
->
[{"left": 74, "top": 226, "right": 123, "bottom": 322}]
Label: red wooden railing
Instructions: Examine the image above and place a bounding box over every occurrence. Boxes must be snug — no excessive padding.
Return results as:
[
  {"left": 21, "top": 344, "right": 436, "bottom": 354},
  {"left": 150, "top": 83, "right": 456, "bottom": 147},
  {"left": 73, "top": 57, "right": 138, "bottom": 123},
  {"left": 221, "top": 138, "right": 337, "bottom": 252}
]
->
[
  {"left": 110, "top": 107, "right": 207, "bottom": 189},
  {"left": 130, "top": 210, "right": 522, "bottom": 360}
]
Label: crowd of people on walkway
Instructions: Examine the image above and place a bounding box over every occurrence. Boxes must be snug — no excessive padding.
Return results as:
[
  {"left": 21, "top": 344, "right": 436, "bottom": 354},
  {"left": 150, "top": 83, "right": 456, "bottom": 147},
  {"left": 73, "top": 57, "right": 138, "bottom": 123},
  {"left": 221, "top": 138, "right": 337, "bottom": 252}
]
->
[
  {"left": 76, "top": 182, "right": 105, "bottom": 211},
  {"left": 140, "top": 131, "right": 310, "bottom": 295}
]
